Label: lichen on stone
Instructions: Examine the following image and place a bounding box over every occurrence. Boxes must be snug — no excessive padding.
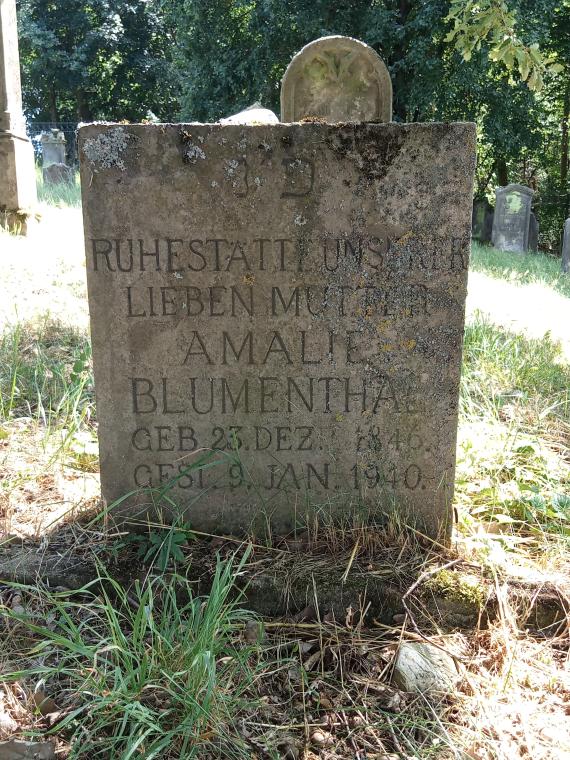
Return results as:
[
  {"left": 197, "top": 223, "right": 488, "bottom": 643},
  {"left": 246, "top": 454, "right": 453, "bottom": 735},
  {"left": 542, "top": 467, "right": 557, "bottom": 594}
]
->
[
  {"left": 83, "top": 127, "right": 133, "bottom": 171},
  {"left": 183, "top": 144, "right": 207, "bottom": 164}
]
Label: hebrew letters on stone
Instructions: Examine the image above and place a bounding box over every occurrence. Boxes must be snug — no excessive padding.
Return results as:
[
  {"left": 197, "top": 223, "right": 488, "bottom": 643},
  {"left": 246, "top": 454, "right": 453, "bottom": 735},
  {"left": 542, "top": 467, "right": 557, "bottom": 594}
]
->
[{"left": 79, "top": 122, "right": 476, "bottom": 541}]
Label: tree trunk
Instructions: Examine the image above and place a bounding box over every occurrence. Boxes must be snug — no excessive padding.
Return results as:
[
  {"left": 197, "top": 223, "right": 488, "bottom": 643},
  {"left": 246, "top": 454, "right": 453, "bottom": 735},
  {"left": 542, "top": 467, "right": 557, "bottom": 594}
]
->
[
  {"left": 48, "top": 86, "right": 58, "bottom": 123},
  {"left": 560, "top": 80, "right": 570, "bottom": 220},
  {"left": 495, "top": 158, "right": 508, "bottom": 187}
]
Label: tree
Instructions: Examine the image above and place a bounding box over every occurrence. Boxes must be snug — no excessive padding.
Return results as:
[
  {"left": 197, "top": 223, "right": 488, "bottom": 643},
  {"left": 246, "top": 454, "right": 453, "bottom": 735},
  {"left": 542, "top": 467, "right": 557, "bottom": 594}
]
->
[{"left": 17, "top": 0, "right": 178, "bottom": 122}]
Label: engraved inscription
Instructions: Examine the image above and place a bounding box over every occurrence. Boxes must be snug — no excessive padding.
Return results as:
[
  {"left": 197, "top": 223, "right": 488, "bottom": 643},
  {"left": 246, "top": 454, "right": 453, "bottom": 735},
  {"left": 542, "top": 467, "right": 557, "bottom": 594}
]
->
[{"left": 79, "top": 121, "right": 476, "bottom": 539}]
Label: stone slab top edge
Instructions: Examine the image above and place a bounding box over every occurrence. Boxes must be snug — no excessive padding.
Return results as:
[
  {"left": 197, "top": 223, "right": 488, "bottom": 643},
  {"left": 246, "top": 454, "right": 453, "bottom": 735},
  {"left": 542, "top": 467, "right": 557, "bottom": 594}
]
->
[{"left": 78, "top": 121, "right": 476, "bottom": 130}]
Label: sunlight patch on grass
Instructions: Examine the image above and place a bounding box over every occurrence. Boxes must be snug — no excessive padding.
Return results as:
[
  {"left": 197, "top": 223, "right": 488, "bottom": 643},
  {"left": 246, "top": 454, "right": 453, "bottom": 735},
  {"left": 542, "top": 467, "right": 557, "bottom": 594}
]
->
[{"left": 471, "top": 242, "right": 570, "bottom": 299}]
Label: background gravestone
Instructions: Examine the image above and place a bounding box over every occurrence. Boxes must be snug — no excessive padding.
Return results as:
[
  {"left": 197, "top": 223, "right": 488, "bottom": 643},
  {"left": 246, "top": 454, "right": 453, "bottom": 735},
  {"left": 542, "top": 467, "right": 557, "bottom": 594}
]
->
[
  {"left": 529, "top": 212, "right": 539, "bottom": 252},
  {"left": 41, "top": 129, "right": 67, "bottom": 167},
  {"left": 472, "top": 199, "right": 493, "bottom": 243},
  {"left": 491, "top": 184, "right": 534, "bottom": 253},
  {"left": 79, "top": 121, "right": 475, "bottom": 542},
  {"left": 43, "top": 162, "right": 74, "bottom": 185},
  {"left": 281, "top": 36, "right": 392, "bottom": 123},
  {"left": 563, "top": 218, "right": 570, "bottom": 274},
  {"left": 0, "top": 0, "right": 36, "bottom": 232}
]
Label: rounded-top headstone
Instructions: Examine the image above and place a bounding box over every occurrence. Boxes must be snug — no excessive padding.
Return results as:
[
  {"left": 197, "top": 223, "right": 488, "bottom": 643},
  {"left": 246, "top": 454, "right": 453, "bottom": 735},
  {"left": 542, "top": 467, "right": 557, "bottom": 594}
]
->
[{"left": 281, "top": 35, "right": 392, "bottom": 123}]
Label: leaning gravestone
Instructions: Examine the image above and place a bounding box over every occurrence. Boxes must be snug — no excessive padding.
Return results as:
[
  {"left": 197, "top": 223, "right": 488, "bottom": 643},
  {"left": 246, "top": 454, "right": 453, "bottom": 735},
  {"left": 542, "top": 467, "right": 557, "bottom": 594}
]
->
[
  {"left": 491, "top": 184, "right": 533, "bottom": 252},
  {"left": 281, "top": 36, "right": 392, "bottom": 123},
  {"left": 562, "top": 218, "right": 570, "bottom": 274},
  {"left": 79, "top": 40, "right": 475, "bottom": 543}
]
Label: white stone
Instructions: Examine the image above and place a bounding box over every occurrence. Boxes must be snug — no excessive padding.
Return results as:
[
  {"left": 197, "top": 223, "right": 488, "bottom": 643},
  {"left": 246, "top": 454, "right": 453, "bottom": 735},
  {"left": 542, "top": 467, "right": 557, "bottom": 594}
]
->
[
  {"left": 392, "top": 642, "right": 459, "bottom": 694},
  {"left": 220, "top": 104, "right": 279, "bottom": 125}
]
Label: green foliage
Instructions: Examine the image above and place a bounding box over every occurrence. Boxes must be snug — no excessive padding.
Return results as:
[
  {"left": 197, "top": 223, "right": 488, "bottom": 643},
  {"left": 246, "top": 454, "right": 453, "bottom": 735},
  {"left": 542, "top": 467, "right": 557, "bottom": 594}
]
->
[
  {"left": 18, "top": 0, "right": 178, "bottom": 122},
  {"left": 127, "top": 521, "right": 196, "bottom": 571},
  {"left": 1, "top": 554, "right": 257, "bottom": 758},
  {"left": 445, "top": 0, "right": 563, "bottom": 90}
]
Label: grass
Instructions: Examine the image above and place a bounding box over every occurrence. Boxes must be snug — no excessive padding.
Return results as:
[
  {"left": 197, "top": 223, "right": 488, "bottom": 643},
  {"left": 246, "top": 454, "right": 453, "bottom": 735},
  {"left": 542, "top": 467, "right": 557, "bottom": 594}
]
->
[
  {"left": 0, "top": 319, "right": 93, "bottom": 430},
  {"left": 1, "top": 551, "right": 261, "bottom": 759},
  {"left": 471, "top": 241, "right": 570, "bottom": 299},
  {"left": 457, "top": 313, "right": 570, "bottom": 546},
  {"left": 36, "top": 166, "right": 81, "bottom": 208}
]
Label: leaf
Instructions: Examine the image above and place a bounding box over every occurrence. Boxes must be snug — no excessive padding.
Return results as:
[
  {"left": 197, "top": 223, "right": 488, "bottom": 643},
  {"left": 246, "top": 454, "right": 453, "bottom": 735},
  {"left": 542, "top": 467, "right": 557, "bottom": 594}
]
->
[
  {"left": 493, "top": 513, "right": 518, "bottom": 524},
  {"left": 549, "top": 63, "right": 564, "bottom": 74},
  {"left": 518, "top": 53, "right": 531, "bottom": 81}
]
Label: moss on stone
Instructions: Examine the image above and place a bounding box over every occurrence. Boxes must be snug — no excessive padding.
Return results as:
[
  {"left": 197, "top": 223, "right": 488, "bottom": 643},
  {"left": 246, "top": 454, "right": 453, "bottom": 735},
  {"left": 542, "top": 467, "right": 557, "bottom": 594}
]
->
[{"left": 424, "top": 569, "right": 486, "bottom": 609}]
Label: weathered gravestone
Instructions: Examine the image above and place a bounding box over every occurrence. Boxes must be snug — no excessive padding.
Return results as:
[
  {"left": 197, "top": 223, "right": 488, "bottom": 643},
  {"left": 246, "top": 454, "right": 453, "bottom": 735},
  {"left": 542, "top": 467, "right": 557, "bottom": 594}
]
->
[
  {"left": 529, "top": 212, "right": 539, "bottom": 252},
  {"left": 562, "top": 218, "right": 570, "bottom": 274},
  {"left": 472, "top": 199, "right": 493, "bottom": 243},
  {"left": 79, "top": 120, "right": 476, "bottom": 542},
  {"left": 41, "top": 129, "right": 67, "bottom": 167},
  {"left": 0, "top": 0, "right": 36, "bottom": 232},
  {"left": 281, "top": 36, "right": 392, "bottom": 123},
  {"left": 491, "top": 184, "right": 534, "bottom": 253},
  {"left": 42, "top": 162, "right": 74, "bottom": 185}
]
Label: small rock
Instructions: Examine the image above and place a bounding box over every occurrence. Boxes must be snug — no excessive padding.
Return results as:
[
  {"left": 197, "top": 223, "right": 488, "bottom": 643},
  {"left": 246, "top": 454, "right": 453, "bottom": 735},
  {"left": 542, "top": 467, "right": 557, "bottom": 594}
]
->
[
  {"left": 310, "top": 729, "right": 334, "bottom": 748},
  {"left": 392, "top": 641, "right": 459, "bottom": 695},
  {"left": 0, "top": 739, "right": 55, "bottom": 759},
  {"left": 0, "top": 710, "right": 16, "bottom": 737},
  {"left": 244, "top": 620, "right": 264, "bottom": 644}
]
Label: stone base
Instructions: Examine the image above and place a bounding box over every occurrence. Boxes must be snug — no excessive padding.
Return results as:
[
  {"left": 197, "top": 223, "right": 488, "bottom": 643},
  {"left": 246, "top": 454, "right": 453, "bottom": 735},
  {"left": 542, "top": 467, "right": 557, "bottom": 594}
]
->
[
  {"left": 0, "top": 535, "right": 566, "bottom": 632},
  {"left": 0, "top": 131, "right": 37, "bottom": 219}
]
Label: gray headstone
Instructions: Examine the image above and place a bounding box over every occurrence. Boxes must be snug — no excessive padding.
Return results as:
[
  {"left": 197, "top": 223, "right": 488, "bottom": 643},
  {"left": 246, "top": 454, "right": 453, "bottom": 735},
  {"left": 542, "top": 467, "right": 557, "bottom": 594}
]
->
[
  {"left": 562, "top": 218, "right": 570, "bottom": 274},
  {"left": 41, "top": 129, "right": 67, "bottom": 167},
  {"left": 529, "top": 212, "right": 539, "bottom": 252},
  {"left": 491, "top": 184, "right": 534, "bottom": 253},
  {"left": 43, "top": 162, "right": 74, "bottom": 185},
  {"left": 79, "top": 121, "right": 476, "bottom": 542},
  {"left": 281, "top": 36, "right": 392, "bottom": 123},
  {"left": 472, "top": 199, "right": 493, "bottom": 243},
  {"left": 0, "top": 0, "right": 36, "bottom": 231}
]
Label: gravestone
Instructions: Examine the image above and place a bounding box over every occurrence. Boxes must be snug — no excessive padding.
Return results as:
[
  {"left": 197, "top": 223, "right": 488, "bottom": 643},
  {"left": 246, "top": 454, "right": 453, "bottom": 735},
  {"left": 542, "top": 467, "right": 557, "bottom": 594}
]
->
[
  {"left": 42, "top": 162, "right": 74, "bottom": 185},
  {"left": 0, "top": 0, "right": 36, "bottom": 233},
  {"left": 79, "top": 121, "right": 476, "bottom": 542},
  {"left": 562, "top": 218, "right": 570, "bottom": 274},
  {"left": 41, "top": 129, "right": 67, "bottom": 167},
  {"left": 529, "top": 212, "right": 539, "bottom": 252},
  {"left": 281, "top": 36, "right": 392, "bottom": 123},
  {"left": 472, "top": 199, "right": 493, "bottom": 243},
  {"left": 491, "top": 184, "right": 533, "bottom": 253}
]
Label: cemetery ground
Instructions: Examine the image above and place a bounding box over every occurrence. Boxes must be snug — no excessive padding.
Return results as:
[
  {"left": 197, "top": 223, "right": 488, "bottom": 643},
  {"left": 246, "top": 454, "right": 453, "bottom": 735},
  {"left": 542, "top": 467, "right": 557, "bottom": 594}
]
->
[{"left": 0, "top": 187, "right": 569, "bottom": 759}]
